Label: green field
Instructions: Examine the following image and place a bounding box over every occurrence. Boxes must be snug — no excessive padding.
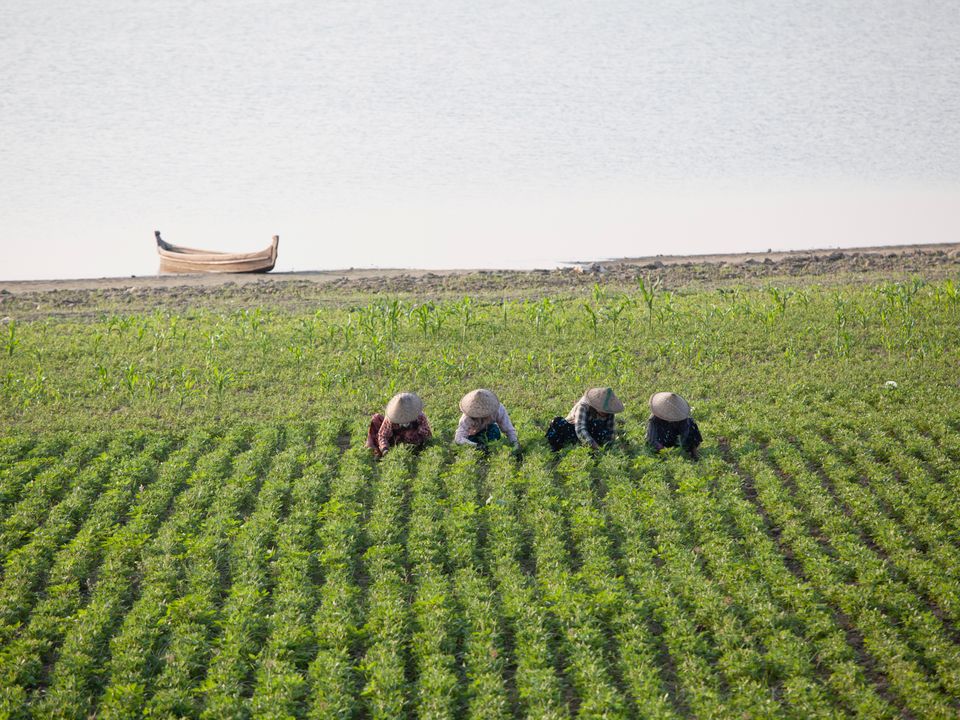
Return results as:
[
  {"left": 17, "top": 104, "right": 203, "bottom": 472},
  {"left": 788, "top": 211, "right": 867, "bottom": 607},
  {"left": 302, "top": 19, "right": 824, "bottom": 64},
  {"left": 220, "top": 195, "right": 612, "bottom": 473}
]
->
[{"left": 1, "top": 272, "right": 960, "bottom": 718}]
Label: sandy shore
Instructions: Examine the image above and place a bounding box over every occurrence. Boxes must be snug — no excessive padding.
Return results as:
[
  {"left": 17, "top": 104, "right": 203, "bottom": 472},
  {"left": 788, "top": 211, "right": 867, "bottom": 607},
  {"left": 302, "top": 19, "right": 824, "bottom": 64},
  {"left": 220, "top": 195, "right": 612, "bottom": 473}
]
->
[
  {"left": 2, "top": 242, "right": 958, "bottom": 295},
  {"left": 1, "top": 241, "right": 958, "bottom": 320}
]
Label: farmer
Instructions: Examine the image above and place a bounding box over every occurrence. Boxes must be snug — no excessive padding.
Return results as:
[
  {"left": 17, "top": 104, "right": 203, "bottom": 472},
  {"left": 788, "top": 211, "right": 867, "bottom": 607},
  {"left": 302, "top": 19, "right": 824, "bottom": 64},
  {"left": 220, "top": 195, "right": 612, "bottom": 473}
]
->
[
  {"left": 366, "top": 392, "right": 432, "bottom": 458},
  {"left": 454, "top": 388, "right": 520, "bottom": 451},
  {"left": 546, "top": 387, "right": 624, "bottom": 450},
  {"left": 646, "top": 391, "right": 702, "bottom": 460}
]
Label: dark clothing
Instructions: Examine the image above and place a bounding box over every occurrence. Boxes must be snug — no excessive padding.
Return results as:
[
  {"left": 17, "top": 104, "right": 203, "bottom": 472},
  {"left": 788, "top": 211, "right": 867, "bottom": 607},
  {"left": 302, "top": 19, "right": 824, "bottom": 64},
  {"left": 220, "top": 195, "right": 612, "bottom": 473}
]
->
[
  {"left": 570, "top": 401, "right": 616, "bottom": 447},
  {"left": 467, "top": 422, "right": 502, "bottom": 446},
  {"left": 546, "top": 415, "right": 614, "bottom": 451},
  {"left": 646, "top": 416, "right": 702, "bottom": 453}
]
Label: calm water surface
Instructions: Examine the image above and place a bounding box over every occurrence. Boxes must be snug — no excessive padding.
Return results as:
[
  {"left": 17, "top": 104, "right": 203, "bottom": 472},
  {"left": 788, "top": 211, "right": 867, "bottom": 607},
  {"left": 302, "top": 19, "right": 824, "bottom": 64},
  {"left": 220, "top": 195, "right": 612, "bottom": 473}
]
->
[{"left": 2, "top": 1, "right": 959, "bottom": 280}]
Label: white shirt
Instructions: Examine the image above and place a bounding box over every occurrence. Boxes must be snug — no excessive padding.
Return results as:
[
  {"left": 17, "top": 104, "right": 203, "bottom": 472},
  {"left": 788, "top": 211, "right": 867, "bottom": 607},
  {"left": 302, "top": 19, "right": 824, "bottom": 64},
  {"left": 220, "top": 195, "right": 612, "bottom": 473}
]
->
[{"left": 454, "top": 403, "right": 518, "bottom": 446}]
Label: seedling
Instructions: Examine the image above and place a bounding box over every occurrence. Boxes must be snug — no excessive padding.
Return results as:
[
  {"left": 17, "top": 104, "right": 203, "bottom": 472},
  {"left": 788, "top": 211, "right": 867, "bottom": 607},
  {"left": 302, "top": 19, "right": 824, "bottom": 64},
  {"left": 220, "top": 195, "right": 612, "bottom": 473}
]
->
[
  {"left": 4, "top": 319, "right": 17, "bottom": 357},
  {"left": 637, "top": 276, "right": 661, "bottom": 323}
]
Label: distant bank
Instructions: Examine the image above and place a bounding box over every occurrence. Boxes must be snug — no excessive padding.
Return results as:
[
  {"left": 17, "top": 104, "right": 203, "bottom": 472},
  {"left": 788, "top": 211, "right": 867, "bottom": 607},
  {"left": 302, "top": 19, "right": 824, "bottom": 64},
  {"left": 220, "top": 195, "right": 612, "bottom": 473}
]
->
[
  {"left": 593, "top": 242, "right": 960, "bottom": 269},
  {"left": 1, "top": 241, "right": 957, "bottom": 295}
]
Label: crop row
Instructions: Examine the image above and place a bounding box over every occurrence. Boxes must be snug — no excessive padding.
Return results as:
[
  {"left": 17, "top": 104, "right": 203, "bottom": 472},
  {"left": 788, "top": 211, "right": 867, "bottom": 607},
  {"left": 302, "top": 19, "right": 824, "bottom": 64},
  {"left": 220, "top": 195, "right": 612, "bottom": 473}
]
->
[
  {"left": 0, "top": 433, "right": 174, "bottom": 716},
  {"left": 97, "top": 426, "right": 252, "bottom": 718},
  {"left": 248, "top": 426, "right": 336, "bottom": 718},
  {"left": 521, "top": 450, "right": 629, "bottom": 716},
  {"left": 0, "top": 433, "right": 156, "bottom": 641},
  {"left": 1, "top": 423, "right": 958, "bottom": 717},
  {"left": 30, "top": 431, "right": 216, "bottom": 719},
  {"left": 407, "top": 445, "right": 462, "bottom": 719},
  {"left": 692, "top": 452, "right": 899, "bottom": 718},
  {"left": 306, "top": 442, "right": 371, "bottom": 719},
  {"left": 556, "top": 449, "right": 679, "bottom": 718},
  {"left": 0, "top": 434, "right": 76, "bottom": 519},
  {"left": 0, "top": 433, "right": 120, "bottom": 562},
  {"left": 142, "top": 427, "right": 283, "bottom": 718},
  {"left": 197, "top": 428, "right": 310, "bottom": 718},
  {"left": 737, "top": 441, "right": 958, "bottom": 719},
  {"left": 482, "top": 450, "right": 569, "bottom": 719},
  {"left": 441, "top": 451, "right": 510, "bottom": 719},
  {"left": 834, "top": 421, "right": 960, "bottom": 552}
]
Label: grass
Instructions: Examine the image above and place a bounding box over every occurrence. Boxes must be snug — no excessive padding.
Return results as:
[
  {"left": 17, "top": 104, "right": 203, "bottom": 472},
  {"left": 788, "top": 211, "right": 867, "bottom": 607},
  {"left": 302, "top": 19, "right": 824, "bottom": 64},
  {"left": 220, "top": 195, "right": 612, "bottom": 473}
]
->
[{"left": 0, "top": 272, "right": 959, "bottom": 717}]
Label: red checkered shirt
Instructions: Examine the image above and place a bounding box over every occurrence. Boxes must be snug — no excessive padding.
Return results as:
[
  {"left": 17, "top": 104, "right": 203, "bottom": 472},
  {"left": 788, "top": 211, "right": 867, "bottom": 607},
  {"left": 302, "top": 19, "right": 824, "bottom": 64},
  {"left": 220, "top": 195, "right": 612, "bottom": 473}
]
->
[{"left": 377, "top": 413, "right": 432, "bottom": 454}]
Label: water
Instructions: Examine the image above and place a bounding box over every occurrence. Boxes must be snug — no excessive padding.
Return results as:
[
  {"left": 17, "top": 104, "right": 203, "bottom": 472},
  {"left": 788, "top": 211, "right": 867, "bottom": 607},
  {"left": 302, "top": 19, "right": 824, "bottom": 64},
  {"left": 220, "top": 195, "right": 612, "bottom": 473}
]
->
[{"left": 2, "top": 0, "right": 959, "bottom": 280}]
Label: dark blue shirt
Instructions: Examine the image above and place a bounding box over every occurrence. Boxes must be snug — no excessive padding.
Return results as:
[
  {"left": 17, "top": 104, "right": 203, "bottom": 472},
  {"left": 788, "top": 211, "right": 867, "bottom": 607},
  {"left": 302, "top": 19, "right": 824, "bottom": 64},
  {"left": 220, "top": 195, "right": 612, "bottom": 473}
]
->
[{"left": 646, "top": 416, "right": 702, "bottom": 452}]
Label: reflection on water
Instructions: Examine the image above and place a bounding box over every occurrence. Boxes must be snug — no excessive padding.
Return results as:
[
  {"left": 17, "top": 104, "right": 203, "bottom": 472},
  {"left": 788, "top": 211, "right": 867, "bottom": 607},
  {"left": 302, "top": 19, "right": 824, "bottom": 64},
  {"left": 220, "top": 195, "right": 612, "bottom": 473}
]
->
[{"left": 2, "top": 1, "right": 959, "bottom": 280}]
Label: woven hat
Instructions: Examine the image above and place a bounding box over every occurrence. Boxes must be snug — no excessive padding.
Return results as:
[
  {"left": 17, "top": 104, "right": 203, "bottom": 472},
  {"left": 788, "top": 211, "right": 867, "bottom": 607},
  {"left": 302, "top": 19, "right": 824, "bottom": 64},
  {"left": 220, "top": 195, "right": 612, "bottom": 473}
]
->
[
  {"left": 385, "top": 392, "right": 423, "bottom": 424},
  {"left": 583, "top": 387, "right": 624, "bottom": 414},
  {"left": 649, "top": 392, "right": 690, "bottom": 422},
  {"left": 460, "top": 388, "right": 500, "bottom": 418}
]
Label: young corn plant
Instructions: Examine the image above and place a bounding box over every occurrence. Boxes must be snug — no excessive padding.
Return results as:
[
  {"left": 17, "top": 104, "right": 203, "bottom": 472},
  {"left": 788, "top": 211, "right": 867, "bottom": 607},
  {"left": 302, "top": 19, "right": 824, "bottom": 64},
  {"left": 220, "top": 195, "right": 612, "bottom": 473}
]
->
[
  {"left": 766, "top": 285, "right": 794, "bottom": 319},
  {"left": 637, "top": 276, "right": 661, "bottom": 323},
  {"left": 3, "top": 319, "right": 17, "bottom": 357}
]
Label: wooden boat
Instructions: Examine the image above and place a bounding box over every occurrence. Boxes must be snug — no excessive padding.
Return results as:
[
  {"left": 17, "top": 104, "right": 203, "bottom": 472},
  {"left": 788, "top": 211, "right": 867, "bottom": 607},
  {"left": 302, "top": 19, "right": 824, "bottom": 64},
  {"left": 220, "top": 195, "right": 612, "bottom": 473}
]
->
[{"left": 155, "top": 231, "right": 279, "bottom": 274}]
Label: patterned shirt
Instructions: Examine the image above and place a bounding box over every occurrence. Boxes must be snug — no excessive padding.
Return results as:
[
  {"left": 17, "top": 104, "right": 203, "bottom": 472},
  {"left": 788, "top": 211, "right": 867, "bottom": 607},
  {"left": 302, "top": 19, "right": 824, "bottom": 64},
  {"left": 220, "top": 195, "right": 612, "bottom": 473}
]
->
[
  {"left": 377, "top": 413, "right": 432, "bottom": 453},
  {"left": 567, "top": 400, "right": 615, "bottom": 446},
  {"left": 454, "top": 403, "right": 518, "bottom": 446}
]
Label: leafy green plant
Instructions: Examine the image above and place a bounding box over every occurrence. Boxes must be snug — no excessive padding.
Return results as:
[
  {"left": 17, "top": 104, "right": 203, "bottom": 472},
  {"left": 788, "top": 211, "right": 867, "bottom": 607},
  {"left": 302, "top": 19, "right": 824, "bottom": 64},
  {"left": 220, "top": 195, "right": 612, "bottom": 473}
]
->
[
  {"left": 208, "top": 364, "right": 232, "bottom": 402},
  {"left": 3, "top": 320, "right": 18, "bottom": 357},
  {"left": 123, "top": 363, "right": 139, "bottom": 397},
  {"left": 581, "top": 302, "right": 599, "bottom": 338},
  {"left": 637, "top": 276, "right": 661, "bottom": 323},
  {"left": 766, "top": 285, "right": 794, "bottom": 318}
]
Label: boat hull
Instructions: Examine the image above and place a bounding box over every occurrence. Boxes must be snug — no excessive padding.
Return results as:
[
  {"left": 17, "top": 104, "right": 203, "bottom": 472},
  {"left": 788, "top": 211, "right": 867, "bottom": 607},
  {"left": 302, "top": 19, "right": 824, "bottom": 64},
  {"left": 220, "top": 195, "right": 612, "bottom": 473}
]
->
[{"left": 155, "top": 232, "right": 279, "bottom": 274}]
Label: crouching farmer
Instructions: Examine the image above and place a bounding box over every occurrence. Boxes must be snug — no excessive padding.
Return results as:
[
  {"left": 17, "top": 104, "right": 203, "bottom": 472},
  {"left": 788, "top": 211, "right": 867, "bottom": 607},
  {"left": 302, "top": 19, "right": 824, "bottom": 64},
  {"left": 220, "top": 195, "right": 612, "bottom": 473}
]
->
[
  {"left": 366, "top": 392, "right": 432, "bottom": 458},
  {"left": 647, "top": 391, "right": 702, "bottom": 460},
  {"left": 546, "top": 387, "right": 624, "bottom": 451},
  {"left": 455, "top": 388, "right": 520, "bottom": 451}
]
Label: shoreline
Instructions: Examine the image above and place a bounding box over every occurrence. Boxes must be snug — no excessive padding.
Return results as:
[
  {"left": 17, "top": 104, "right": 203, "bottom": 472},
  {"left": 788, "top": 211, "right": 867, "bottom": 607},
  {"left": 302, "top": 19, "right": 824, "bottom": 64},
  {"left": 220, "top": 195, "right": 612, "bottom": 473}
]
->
[
  {"left": 589, "top": 241, "right": 960, "bottom": 268},
  {"left": 2, "top": 241, "right": 958, "bottom": 294}
]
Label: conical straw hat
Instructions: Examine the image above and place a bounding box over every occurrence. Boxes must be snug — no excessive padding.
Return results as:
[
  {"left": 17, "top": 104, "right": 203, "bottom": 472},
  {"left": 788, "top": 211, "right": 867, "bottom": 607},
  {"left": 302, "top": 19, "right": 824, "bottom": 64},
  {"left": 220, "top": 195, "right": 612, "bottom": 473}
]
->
[
  {"left": 649, "top": 392, "right": 690, "bottom": 422},
  {"left": 583, "top": 387, "right": 624, "bottom": 414},
  {"left": 385, "top": 392, "right": 423, "bottom": 424},
  {"left": 460, "top": 389, "right": 500, "bottom": 418}
]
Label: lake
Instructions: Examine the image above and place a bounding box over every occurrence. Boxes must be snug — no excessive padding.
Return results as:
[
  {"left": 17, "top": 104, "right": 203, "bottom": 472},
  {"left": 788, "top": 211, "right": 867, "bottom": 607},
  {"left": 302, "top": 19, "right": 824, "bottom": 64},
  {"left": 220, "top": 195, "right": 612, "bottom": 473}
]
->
[{"left": 2, "top": 0, "right": 959, "bottom": 280}]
